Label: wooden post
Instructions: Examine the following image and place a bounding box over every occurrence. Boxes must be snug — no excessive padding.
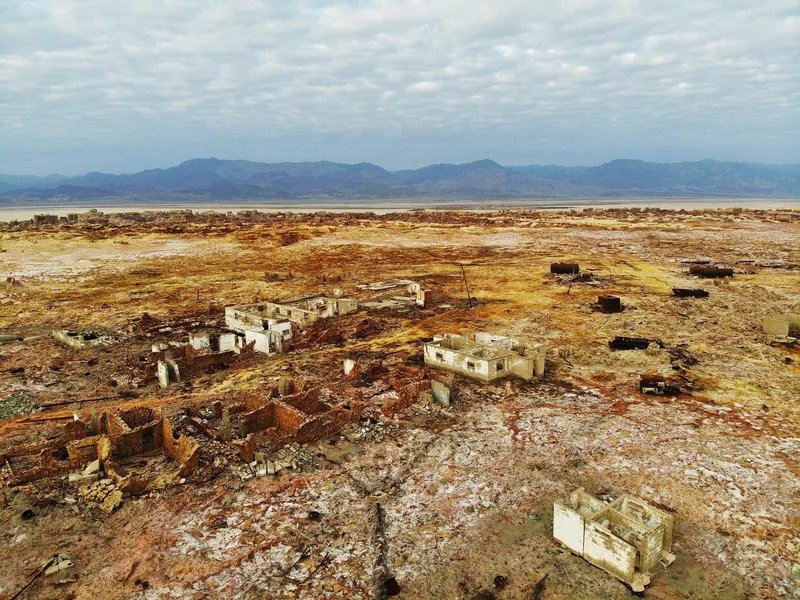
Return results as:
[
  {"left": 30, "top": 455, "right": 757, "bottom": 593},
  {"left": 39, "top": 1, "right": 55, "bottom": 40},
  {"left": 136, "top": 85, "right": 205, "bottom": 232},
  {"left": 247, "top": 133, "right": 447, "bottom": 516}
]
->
[{"left": 460, "top": 264, "right": 472, "bottom": 309}]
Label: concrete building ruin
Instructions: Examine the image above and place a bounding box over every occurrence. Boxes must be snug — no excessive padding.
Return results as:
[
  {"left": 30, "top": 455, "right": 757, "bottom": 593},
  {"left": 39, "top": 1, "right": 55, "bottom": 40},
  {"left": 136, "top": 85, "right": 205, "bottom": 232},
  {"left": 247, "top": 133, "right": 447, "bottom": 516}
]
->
[
  {"left": 553, "top": 488, "right": 675, "bottom": 592},
  {"left": 127, "top": 339, "right": 254, "bottom": 387},
  {"left": 424, "top": 332, "right": 545, "bottom": 382},
  {"left": 225, "top": 295, "right": 358, "bottom": 353},
  {"left": 52, "top": 330, "right": 111, "bottom": 350}
]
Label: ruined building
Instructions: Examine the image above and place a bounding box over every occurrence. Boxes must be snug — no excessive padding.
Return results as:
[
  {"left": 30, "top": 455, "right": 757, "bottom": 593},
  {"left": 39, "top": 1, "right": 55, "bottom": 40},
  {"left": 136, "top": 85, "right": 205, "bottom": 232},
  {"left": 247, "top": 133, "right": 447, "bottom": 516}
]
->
[
  {"left": 553, "top": 488, "right": 675, "bottom": 592},
  {"left": 0, "top": 407, "right": 200, "bottom": 493},
  {"left": 186, "top": 381, "right": 364, "bottom": 463},
  {"left": 225, "top": 295, "right": 358, "bottom": 353},
  {"left": 424, "top": 332, "right": 546, "bottom": 382},
  {"left": 52, "top": 330, "right": 111, "bottom": 350},
  {"left": 127, "top": 340, "right": 254, "bottom": 387}
]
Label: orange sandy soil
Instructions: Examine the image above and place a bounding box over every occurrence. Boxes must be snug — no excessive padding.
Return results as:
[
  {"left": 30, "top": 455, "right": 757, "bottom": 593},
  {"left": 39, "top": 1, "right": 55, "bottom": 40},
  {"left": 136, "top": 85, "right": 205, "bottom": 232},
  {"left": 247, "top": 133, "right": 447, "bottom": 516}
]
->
[{"left": 0, "top": 207, "right": 798, "bottom": 600}]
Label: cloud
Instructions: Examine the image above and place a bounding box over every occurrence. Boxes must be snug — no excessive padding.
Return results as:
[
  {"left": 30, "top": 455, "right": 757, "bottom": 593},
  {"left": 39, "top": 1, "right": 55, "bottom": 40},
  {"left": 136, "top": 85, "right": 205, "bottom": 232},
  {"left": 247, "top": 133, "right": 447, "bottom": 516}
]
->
[{"left": 0, "top": 0, "right": 797, "bottom": 174}]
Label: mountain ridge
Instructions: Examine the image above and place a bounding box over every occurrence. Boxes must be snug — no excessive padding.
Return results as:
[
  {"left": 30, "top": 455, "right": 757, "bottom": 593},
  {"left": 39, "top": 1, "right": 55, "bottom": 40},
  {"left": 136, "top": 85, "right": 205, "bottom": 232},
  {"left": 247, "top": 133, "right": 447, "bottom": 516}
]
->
[{"left": 2, "top": 158, "right": 799, "bottom": 201}]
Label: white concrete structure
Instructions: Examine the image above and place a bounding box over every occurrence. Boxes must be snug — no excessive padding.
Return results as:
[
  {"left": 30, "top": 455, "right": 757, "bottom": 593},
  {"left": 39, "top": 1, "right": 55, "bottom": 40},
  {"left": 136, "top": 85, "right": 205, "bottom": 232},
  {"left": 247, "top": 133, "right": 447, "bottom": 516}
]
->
[
  {"left": 226, "top": 296, "right": 357, "bottom": 330},
  {"left": 189, "top": 331, "right": 250, "bottom": 353},
  {"left": 762, "top": 313, "right": 800, "bottom": 338},
  {"left": 52, "top": 330, "right": 110, "bottom": 350},
  {"left": 553, "top": 488, "right": 675, "bottom": 592},
  {"left": 423, "top": 332, "right": 546, "bottom": 382}
]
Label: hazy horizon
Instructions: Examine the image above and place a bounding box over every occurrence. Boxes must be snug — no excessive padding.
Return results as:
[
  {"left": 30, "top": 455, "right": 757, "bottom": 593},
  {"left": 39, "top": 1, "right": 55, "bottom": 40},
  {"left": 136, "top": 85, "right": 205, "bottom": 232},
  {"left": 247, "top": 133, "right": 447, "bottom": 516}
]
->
[{"left": 3, "top": 156, "right": 800, "bottom": 180}]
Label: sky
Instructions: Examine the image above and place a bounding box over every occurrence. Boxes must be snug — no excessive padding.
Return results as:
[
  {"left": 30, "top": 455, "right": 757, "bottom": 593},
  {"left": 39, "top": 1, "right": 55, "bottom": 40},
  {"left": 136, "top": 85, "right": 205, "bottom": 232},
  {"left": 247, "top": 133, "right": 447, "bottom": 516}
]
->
[{"left": 0, "top": 0, "right": 798, "bottom": 176}]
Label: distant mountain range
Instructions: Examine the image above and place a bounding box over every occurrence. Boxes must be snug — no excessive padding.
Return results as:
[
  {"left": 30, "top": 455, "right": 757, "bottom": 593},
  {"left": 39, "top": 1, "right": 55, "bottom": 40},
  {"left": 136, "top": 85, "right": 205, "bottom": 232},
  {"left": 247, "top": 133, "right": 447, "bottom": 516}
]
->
[{"left": 2, "top": 158, "right": 799, "bottom": 202}]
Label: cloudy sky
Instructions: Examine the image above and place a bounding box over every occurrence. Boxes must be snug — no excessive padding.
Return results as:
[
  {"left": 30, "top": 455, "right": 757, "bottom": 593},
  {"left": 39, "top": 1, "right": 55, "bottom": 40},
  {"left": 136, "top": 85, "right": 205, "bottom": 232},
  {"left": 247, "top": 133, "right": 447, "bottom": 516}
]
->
[{"left": 1, "top": 0, "right": 798, "bottom": 175}]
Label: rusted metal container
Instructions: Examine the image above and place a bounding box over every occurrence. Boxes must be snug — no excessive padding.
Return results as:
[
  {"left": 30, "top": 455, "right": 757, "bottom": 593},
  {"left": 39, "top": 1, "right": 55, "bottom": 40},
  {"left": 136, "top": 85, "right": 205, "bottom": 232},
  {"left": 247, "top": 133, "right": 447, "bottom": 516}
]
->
[
  {"left": 550, "top": 263, "right": 580, "bottom": 275},
  {"left": 598, "top": 295, "right": 622, "bottom": 313},
  {"left": 689, "top": 266, "right": 733, "bottom": 278},
  {"left": 609, "top": 336, "right": 660, "bottom": 350},
  {"left": 672, "top": 288, "right": 709, "bottom": 298}
]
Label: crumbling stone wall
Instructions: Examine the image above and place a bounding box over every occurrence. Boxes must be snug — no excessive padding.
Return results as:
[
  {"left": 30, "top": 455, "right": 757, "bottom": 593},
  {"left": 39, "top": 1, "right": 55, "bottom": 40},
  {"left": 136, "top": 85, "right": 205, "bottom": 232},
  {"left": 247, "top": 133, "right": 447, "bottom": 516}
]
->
[
  {"left": 64, "top": 419, "right": 88, "bottom": 441},
  {"left": 66, "top": 436, "right": 101, "bottom": 461},
  {"left": 3, "top": 448, "right": 86, "bottom": 487},
  {"left": 273, "top": 401, "right": 307, "bottom": 435},
  {"left": 103, "top": 407, "right": 164, "bottom": 458},
  {"left": 241, "top": 403, "right": 278, "bottom": 436},
  {"left": 282, "top": 390, "right": 333, "bottom": 415},
  {"left": 174, "top": 436, "right": 201, "bottom": 476}
]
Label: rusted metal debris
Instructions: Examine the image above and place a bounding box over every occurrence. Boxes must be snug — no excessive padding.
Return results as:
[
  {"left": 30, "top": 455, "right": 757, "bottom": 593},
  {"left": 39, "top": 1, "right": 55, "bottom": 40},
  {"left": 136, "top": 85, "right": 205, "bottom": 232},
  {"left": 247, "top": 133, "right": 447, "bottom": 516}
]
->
[
  {"left": 672, "top": 288, "right": 709, "bottom": 298},
  {"left": 639, "top": 374, "right": 681, "bottom": 396},
  {"left": 609, "top": 336, "right": 663, "bottom": 351},
  {"left": 550, "top": 263, "right": 580, "bottom": 275},
  {"left": 689, "top": 266, "right": 733, "bottom": 278},
  {"left": 597, "top": 295, "right": 622, "bottom": 313}
]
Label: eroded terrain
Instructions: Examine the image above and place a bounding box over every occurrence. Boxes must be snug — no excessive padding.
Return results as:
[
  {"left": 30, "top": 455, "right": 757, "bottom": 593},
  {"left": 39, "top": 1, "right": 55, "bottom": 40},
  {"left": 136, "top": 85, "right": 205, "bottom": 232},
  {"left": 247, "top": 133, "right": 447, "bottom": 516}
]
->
[{"left": 0, "top": 207, "right": 798, "bottom": 600}]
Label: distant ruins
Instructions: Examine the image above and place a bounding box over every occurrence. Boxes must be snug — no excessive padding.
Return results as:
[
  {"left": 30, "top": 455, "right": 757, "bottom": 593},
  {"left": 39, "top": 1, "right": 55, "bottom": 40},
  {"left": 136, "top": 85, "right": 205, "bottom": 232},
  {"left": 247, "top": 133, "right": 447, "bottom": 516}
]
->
[
  {"left": 424, "top": 332, "right": 546, "bottom": 382},
  {"left": 553, "top": 488, "right": 676, "bottom": 592}
]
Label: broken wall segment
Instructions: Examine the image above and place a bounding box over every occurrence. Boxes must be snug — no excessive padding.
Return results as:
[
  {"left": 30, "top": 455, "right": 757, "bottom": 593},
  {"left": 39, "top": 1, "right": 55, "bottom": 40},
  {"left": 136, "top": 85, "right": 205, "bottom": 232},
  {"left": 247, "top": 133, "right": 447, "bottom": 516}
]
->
[
  {"left": 762, "top": 314, "right": 800, "bottom": 338},
  {"left": 415, "top": 289, "right": 446, "bottom": 308},
  {"left": 424, "top": 332, "right": 546, "bottom": 382},
  {"left": 52, "top": 330, "right": 110, "bottom": 350},
  {"left": 553, "top": 488, "right": 675, "bottom": 592}
]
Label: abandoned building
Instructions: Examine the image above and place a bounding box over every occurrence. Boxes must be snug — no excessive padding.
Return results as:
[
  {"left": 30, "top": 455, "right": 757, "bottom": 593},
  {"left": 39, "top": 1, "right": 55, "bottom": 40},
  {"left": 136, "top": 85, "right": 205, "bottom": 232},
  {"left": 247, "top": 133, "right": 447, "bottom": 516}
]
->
[
  {"left": 355, "top": 280, "right": 420, "bottom": 310},
  {"left": 33, "top": 214, "right": 59, "bottom": 226},
  {"left": 189, "top": 330, "right": 248, "bottom": 353},
  {"left": 762, "top": 314, "right": 800, "bottom": 338},
  {"left": 126, "top": 339, "right": 254, "bottom": 387},
  {"left": 0, "top": 407, "right": 200, "bottom": 493},
  {"left": 424, "top": 332, "right": 546, "bottom": 382},
  {"left": 185, "top": 381, "right": 365, "bottom": 463},
  {"left": 225, "top": 295, "right": 358, "bottom": 353},
  {"left": 553, "top": 488, "right": 675, "bottom": 592},
  {"left": 52, "top": 330, "right": 110, "bottom": 350}
]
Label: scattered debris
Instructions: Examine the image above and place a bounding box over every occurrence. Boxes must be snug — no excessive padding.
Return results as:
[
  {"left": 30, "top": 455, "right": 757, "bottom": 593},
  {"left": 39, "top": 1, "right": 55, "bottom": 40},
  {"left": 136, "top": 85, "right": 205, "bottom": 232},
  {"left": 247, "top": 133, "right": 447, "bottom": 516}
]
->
[{"left": 639, "top": 374, "right": 681, "bottom": 396}]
